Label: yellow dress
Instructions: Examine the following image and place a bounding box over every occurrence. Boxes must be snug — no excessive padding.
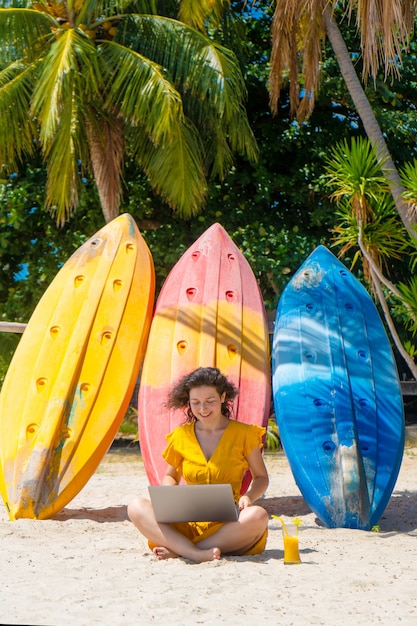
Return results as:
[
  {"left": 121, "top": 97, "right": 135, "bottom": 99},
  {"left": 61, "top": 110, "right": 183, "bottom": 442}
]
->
[{"left": 150, "top": 420, "right": 267, "bottom": 555}]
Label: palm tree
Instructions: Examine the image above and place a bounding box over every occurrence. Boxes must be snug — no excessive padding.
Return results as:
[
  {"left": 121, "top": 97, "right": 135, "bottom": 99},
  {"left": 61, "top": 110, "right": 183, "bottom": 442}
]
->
[
  {"left": 269, "top": 0, "right": 417, "bottom": 238},
  {"left": 0, "top": 0, "right": 258, "bottom": 224},
  {"left": 324, "top": 136, "right": 417, "bottom": 379}
]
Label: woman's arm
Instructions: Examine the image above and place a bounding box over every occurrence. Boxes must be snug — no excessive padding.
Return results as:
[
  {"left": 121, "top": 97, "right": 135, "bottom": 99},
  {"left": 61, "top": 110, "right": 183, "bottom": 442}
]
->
[
  {"left": 239, "top": 446, "right": 269, "bottom": 509},
  {"left": 161, "top": 464, "right": 181, "bottom": 486}
]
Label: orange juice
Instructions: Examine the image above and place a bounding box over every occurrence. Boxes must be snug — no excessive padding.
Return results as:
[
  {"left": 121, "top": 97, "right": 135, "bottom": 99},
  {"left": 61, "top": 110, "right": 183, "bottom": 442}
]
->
[{"left": 283, "top": 535, "right": 301, "bottom": 564}]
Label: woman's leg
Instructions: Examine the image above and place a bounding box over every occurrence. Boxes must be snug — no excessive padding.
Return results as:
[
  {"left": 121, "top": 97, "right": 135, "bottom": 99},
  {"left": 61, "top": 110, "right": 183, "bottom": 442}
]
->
[
  {"left": 195, "top": 505, "right": 268, "bottom": 555},
  {"left": 127, "top": 496, "right": 221, "bottom": 563}
]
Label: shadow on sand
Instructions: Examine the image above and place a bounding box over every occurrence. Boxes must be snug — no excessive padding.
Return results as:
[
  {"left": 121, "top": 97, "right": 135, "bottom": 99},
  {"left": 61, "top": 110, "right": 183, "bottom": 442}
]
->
[
  {"left": 54, "top": 505, "right": 129, "bottom": 523},
  {"left": 261, "top": 495, "right": 311, "bottom": 517}
]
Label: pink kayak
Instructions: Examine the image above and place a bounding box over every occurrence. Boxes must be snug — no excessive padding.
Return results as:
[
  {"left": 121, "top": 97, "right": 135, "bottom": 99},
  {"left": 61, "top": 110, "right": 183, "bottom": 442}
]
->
[{"left": 138, "top": 223, "right": 270, "bottom": 487}]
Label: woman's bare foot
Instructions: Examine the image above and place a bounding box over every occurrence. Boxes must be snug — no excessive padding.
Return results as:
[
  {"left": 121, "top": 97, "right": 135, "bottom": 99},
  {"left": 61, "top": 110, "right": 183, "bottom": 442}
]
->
[
  {"left": 152, "top": 546, "right": 221, "bottom": 563},
  {"left": 153, "top": 546, "right": 178, "bottom": 560},
  {"left": 206, "top": 547, "right": 222, "bottom": 562}
]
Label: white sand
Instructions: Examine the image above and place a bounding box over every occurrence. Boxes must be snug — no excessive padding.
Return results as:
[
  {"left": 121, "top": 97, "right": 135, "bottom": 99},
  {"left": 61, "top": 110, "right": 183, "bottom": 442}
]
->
[{"left": 1, "top": 445, "right": 417, "bottom": 626}]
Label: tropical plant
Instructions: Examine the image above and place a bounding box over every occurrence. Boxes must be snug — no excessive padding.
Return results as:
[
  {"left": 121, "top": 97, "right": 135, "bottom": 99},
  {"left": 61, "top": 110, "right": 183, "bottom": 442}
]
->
[
  {"left": 324, "top": 136, "right": 417, "bottom": 378},
  {"left": 325, "top": 137, "right": 389, "bottom": 223},
  {"left": 397, "top": 278, "right": 417, "bottom": 338},
  {"left": 265, "top": 414, "right": 281, "bottom": 453},
  {"left": 0, "top": 0, "right": 257, "bottom": 224},
  {"left": 269, "top": 0, "right": 417, "bottom": 238},
  {"left": 400, "top": 159, "right": 417, "bottom": 222}
]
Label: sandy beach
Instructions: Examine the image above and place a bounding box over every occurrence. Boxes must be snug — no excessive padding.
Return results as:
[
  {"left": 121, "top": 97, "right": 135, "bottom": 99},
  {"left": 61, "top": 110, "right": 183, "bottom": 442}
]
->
[{"left": 1, "top": 440, "right": 417, "bottom": 626}]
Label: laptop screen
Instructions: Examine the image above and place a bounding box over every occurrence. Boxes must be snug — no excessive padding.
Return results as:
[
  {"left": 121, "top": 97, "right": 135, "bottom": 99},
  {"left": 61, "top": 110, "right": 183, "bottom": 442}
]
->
[{"left": 148, "top": 484, "right": 239, "bottom": 523}]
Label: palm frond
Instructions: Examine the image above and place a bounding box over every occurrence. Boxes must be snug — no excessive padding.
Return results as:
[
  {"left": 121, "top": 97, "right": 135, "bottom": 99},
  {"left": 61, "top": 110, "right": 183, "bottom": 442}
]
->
[
  {"left": 352, "top": 0, "right": 415, "bottom": 80},
  {"left": 218, "top": 100, "right": 258, "bottom": 164},
  {"left": 269, "top": 0, "right": 416, "bottom": 118},
  {"left": 77, "top": 0, "right": 157, "bottom": 26},
  {"left": 0, "top": 60, "right": 38, "bottom": 171},
  {"left": 0, "top": 1, "right": 31, "bottom": 7},
  {"left": 0, "top": 8, "right": 54, "bottom": 63},
  {"left": 119, "top": 16, "right": 239, "bottom": 106},
  {"left": 269, "top": 0, "right": 326, "bottom": 120},
  {"left": 178, "top": 0, "right": 229, "bottom": 31},
  {"left": 180, "top": 86, "right": 257, "bottom": 174},
  {"left": 99, "top": 40, "right": 183, "bottom": 143},
  {"left": 43, "top": 108, "right": 83, "bottom": 226},
  {"left": 118, "top": 15, "right": 257, "bottom": 159},
  {"left": 31, "top": 28, "right": 102, "bottom": 142},
  {"left": 203, "top": 121, "right": 234, "bottom": 180},
  {"left": 29, "top": 29, "right": 99, "bottom": 223},
  {"left": 131, "top": 120, "right": 207, "bottom": 218}
]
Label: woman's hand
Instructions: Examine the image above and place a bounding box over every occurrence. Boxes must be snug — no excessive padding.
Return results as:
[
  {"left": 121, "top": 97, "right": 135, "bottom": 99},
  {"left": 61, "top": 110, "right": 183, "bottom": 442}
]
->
[{"left": 238, "top": 495, "right": 252, "bottom": 510}]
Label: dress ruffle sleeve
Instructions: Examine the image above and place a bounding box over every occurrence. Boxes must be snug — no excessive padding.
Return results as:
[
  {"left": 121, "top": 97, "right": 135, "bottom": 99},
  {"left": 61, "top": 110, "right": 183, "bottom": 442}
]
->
[
  {"left": 161, "top": 429, "right": 183, "bottom": 469},
  {"left": 244, "top": 424, "right": 266, "bottom": 456}
]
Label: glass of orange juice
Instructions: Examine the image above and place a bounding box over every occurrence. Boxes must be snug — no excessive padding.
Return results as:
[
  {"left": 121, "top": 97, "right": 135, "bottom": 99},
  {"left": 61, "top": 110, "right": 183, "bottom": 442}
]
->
[{"left": 282, "top": 520, "right": 302, "bottom": 565}]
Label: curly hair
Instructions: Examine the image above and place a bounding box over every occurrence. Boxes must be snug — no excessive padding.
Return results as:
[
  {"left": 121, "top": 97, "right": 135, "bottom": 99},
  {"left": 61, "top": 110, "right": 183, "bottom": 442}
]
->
[{"left": 167, "top": 367, "right": 239, "bottom": 423}]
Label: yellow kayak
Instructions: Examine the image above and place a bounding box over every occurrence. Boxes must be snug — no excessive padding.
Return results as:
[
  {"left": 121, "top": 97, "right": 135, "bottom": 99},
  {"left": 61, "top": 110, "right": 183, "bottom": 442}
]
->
[{"left": 0, "top": 214, "right": 155, "bottom": 519}]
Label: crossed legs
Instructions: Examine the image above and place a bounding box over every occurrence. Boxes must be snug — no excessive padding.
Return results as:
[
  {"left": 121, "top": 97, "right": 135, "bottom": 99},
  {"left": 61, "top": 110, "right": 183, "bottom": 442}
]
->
[{"left": 127, "top": 496, "right": 268, "bottom": 563}]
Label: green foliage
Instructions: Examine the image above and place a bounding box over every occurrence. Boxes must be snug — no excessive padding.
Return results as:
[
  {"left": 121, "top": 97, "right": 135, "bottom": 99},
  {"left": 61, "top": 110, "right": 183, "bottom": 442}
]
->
[
  {"left": 331, "top": 195, "right": 411, "bottom": 267},
  {"left": 0, "top": 164, "right": 105, "bottom": 380},
  {"left": 323, "top": 136, "right": 389, "bottom": 212},
  {"left": 265, "top": 414, "right": 281, "bottom": 453},
  {"left": 400, "top": 159, "right": 417, "bottom": 216},
  {"left": 0, "top": 166, "right": 102, "bottom": 319},
  {"left": 0, "top": 0, "right": 257, "bottom": 222},
  {"left": 0, "top": 331, "right": 20, "bottom": 385},
  {"left": 3, "top": 5, "right": 417, "bottom": 386},
  {"left": 404, "top": 340, "right": 417, "bottom": 359},
  {"left": 323, "top": 134, "right": 417, "bottom": 377},
  {"left": 397, "top": 278, "right": 417, "bottom": 337},
  {"left": 323, "top": 136, "right": 412, "bottom": 264},
  {"left": 119, "top": 406, "right": 139, "bottom": 437}
]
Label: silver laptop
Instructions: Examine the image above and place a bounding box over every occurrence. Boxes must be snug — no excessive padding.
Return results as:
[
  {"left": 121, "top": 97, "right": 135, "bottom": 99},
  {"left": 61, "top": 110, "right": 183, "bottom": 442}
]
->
[{"left": 148, "top": 484, "right": 239, "bottom": 523}]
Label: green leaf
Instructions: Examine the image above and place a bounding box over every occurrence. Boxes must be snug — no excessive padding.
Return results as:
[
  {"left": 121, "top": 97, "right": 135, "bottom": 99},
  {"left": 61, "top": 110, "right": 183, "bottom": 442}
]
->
[
  {"left": 118, "top": 15, "right": 257, "bottom": 161},
  {"left": 0, "top": 61, "right": 38, "bottom": 171},
  {"left": 31, "top": 28, "right": 101, "bottom": 142},
  {"left": 324, "top": 136, "right": 389, "bottom": 206},
  {"left": 30, "top": 29, "right": 100, "bottom": 221},
  {"left": 397, "top": 277, "right": 417, "bottom": 336},
  {"left": 100, "top": 40, "right": 183, "bottom": 142},
  {"left": 131, "top": 120, "right": 207, "bottom": 218},
  {"left": 400, "top": 158, "right": 417, "bottom": 213},
  {"left": 178, "top": 0, "right": 228, "bottom": 30},
  {"left": 0, "top": 8, "right": 54, "bottom": 63},
  {"left": 78, "top": 0, "right": 157, "bottom": 26}
]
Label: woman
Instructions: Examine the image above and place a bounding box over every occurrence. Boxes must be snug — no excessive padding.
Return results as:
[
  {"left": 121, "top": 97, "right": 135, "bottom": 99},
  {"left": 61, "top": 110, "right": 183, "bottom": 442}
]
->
[{"left": 128, "top": 367, "right": 269, "bottom": 563}]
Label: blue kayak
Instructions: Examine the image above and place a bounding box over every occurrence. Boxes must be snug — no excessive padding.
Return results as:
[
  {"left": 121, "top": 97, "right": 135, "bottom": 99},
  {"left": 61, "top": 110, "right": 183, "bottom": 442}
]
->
[{"left": 272, "top": 245, "right": 405, "bottom": 529}]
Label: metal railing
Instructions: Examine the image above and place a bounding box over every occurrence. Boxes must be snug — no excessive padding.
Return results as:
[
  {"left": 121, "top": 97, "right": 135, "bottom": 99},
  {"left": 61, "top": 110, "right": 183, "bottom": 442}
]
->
[{"left": 0, "top": 322, "right": 26, "bottom": 333}]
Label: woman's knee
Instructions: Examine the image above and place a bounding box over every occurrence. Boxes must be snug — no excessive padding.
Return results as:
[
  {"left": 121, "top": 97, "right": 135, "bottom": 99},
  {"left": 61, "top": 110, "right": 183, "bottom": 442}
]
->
[
  {"left": 127, "top": 496, "right": 150, "bottom": 524},
  {"left": 254, "top": 506, "right": 269, "bottom": 529},
  {"left": 240, "top": 505, "right": 268, "bottom": 530}
]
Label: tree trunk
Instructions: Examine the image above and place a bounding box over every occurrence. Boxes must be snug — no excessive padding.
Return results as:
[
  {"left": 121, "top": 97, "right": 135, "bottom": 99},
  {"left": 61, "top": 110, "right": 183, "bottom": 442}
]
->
[
  {"left": 87, "top": 115, "right": 124, "bottom": 224},
  {"left": 323, "top": 6, "right": 416, "bottom": 239}
]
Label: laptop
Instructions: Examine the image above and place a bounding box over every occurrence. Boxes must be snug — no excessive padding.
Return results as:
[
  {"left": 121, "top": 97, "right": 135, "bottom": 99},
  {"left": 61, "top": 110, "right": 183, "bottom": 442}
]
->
[{"left": 148, "top": 484, "right": 239, "bottom": 523}]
